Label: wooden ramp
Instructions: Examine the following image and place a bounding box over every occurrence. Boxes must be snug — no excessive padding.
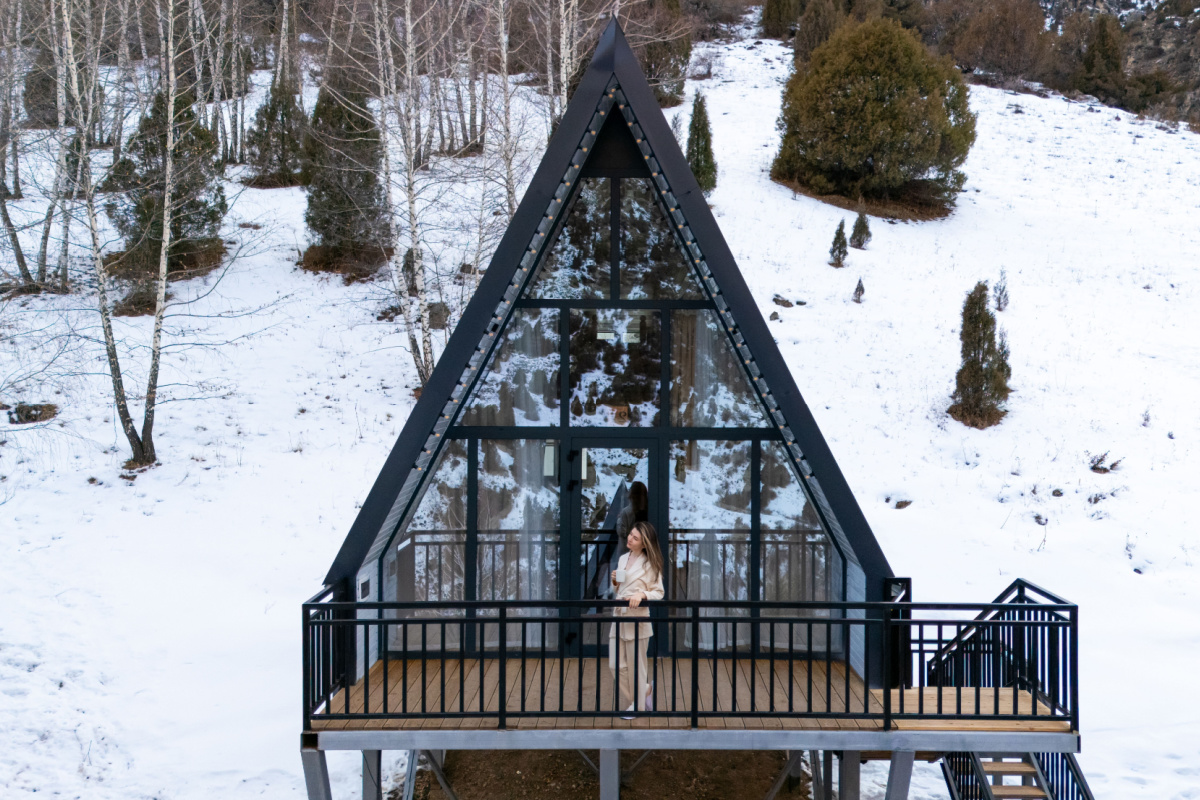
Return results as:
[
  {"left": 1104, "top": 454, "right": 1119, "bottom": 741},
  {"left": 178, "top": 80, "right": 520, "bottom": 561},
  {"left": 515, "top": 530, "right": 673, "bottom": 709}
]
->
[{"left": 308, "top": 658, "right": 1070, "bottom": 734}]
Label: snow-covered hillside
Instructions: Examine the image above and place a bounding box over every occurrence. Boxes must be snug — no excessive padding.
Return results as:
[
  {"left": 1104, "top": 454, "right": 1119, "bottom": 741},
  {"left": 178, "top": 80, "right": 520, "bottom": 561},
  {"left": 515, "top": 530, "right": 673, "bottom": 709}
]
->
[{"left": 4, "top": 19, "right": 1200, "bottom": 800}]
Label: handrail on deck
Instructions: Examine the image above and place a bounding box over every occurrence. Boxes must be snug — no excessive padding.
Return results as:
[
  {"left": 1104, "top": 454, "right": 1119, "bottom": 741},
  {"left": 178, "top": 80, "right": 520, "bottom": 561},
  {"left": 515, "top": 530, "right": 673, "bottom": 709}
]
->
[{"left": 301, "top": 581, "right": 1080, "bottom": 734}]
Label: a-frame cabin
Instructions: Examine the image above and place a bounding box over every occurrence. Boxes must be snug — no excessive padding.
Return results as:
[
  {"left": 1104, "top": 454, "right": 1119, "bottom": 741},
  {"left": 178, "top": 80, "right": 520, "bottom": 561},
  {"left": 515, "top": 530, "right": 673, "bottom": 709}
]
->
[{"left": 301, "top": 20, "right": 1090, "bottom": 800}]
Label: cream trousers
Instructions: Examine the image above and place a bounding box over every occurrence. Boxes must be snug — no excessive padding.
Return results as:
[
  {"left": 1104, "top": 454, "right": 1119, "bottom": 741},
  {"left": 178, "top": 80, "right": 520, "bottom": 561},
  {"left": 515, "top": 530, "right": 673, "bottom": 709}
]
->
[{"left": 608, "top": 623, "right": 652, "bottom": 711}]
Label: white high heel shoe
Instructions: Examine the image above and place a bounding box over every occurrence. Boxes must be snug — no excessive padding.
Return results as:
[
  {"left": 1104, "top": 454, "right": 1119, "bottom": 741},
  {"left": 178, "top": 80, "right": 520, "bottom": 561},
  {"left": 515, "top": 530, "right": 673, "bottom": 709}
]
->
[{"left": 621, "top": 703, "right": 636, "bottom": 721}]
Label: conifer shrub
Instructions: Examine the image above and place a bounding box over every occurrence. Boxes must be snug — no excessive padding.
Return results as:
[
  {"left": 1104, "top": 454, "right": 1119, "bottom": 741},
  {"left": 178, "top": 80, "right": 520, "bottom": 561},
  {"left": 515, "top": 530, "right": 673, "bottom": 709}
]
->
[
  {"left": 762, "top": 0, "right": 802, "bottom": 39},
  {"left": 852, "top": 277, "right": 864, "bottom": 303},
  {"left": 301, "top": 86, "right": 390, "bottom": 278},
  {"left": 773, "top": 19, "right": 976, "bottom": 210},
  {"left": 686, "top": 93, "right": 717, "bottom": 195},
  {"left": 105, "top": 92, "right": 228, "bottom": 281},
  {"left": 948, "top": 0, "right": 1048, "bottom": 79},
  {"left": 829, "top": 220, "right": 848, "bottom": 267},
  {"left": 948, "top": 281, "right": 1011, "bottom": 429},
  {"left": 794, "top": 0, "right": 842, "bottom": 64},
  {"left": 245, "top": 82, "right": 306, "bottom": 188},
  {"left": 994, "top": 268, "right": 1009, "bottom": 311},
  {"left": 23, "top": 48, "right": 59, "bottom": 128},
  {"left": 850, "top": 210, "right": 871, "bottom": 249}
]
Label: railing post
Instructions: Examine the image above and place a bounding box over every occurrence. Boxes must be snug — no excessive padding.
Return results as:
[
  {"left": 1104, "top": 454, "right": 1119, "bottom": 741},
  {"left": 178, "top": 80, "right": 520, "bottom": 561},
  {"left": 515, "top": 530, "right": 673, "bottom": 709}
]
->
[
  {"left": 690, "top": 603, "right": 700, "bottom": 729},
  {"left": 302, "top": 605, "right": 311, "bottom": 732},
  {"left": 882, "top": 614, "right": 892, "bottom": 731},
  {"left": 1069, "top": 605, "right": 1079, "bottom": 733},
  {"left": 498, "top": 605, "right": 507, "bottom": 730}
]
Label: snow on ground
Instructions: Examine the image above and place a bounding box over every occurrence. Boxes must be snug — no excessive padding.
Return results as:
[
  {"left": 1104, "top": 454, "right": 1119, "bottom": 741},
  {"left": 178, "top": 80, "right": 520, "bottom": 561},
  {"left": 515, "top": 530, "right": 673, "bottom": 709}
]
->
[{"left": 4, "top": 16, "right": 1200, "bottom": 800}]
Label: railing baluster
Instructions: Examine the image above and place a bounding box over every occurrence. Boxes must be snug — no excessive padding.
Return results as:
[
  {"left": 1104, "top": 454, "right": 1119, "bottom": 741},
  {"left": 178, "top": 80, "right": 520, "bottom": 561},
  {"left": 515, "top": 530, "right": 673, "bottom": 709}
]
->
[
  {"left": 498, "top": 607, "right": 507, "bottom": 729},
  {"left": 691, "top": 604, "right": 699, "bottom": 728}
]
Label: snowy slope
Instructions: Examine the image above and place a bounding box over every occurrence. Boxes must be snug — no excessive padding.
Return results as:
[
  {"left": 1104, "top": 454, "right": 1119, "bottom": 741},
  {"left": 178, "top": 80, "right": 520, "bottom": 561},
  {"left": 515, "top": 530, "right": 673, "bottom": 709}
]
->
[{"left": 4, "top": 17, "right": 1200, "bottom": 800}]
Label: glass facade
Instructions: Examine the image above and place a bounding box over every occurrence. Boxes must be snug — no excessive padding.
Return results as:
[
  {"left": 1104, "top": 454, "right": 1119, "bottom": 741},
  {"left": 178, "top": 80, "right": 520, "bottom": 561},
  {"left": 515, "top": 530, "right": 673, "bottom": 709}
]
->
[{"left": 380, "top": 172, "right": 847, "bottom": 655}]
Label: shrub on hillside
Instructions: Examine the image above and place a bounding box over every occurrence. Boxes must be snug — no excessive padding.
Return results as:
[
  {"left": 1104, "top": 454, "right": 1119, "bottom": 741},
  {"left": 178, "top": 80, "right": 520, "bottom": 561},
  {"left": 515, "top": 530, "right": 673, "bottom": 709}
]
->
[
  {"left": 245, "top": 82, "right": 306, "bottom": 188},
  {"left": 773, "top": 18, "right": 976, "bottom": 208},
  {"left": 829, "top": 220, "right": 848, "bottom": 267},
  {"left": 301, "top": 87, "right": 390, "bottom": 273},
  {"left": 794, "top": 0, "right": 843, "bottom": 64},
  {"left": 948, "top": 281, "right": 1010, "bottom": 429},
  {"left": 850, "top": 211, "right": 871, "bottom": 248},
  {"left": 23, "top": 48, "right": 59, "bottom": 128},
  {"left": 686, "top": 93, "right": 717, "bottom": 194},
  {"left": 105, "top": 92, "right": 228, "bottom": 279},
  {"left": 949, "top": 0, "right": 1048, "bottom": 79},
  {"left": 762, "top": 0, "right": 802, "bottom": 38},
  {"left": 1041, "top": 13, "right": 1181, "bottom": 113}
]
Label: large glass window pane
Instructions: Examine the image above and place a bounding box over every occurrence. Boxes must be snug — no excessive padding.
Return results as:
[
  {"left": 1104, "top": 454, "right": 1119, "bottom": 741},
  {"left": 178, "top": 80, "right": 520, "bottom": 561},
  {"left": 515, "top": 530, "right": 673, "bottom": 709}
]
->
[
  {"left": 759, "top": 441, "right": 843, "bottom": 652},
  {"left": 569, "top": 309, "right": 661, "bottom": 427},
  {"left": 384, "top": 439, "right": 467, "bottom": 650},
  {"left": 460, "top": 309, "right": 560, "bottom": 426},
  {"left": 671, "top": 309, "right": 770, "bottom": 427},
  {"left": 668, "top": 439, "right": 751, "bottom": 651},
  {"left": 528, "top": 177, "right": 611, "bottom": 299},
  {"left": 620, "top": 178, "right": 704, "bottom": 299},
  {"left": 477, "top": 439, "right": 560, "bottom": 647}
]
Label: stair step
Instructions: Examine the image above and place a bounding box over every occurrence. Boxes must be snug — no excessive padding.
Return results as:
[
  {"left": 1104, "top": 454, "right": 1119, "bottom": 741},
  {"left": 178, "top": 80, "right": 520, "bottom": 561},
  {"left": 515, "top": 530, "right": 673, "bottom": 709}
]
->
[
  {"left": 990, "top": 787, "right": 1047, "bottom": 799},
  {"left": 982, "top": 762, "right": 1036, "bottom": 775}
]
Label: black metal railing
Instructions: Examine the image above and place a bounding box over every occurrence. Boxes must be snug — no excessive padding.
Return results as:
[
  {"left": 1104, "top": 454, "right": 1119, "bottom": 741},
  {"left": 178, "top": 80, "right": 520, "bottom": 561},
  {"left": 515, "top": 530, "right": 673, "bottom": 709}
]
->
[
  {"left": 942, "top": 752, "right": 992, "bottom": 800},
  {"left": 923, "top": 579, "right": 1078, "bottom": 727},
  {"left": 302, "top": 581, "right": 1080, "bottom": 732},
  {"left": 1034, "top": 752, "right": 1096, "bottom": 800}
]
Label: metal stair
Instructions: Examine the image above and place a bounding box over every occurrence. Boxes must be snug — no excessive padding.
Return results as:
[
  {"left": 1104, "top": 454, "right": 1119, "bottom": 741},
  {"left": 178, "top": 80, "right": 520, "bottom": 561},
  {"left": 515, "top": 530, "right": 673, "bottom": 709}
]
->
[{"left": 943, "top": 753, "right": 1095, "bottom": 800}]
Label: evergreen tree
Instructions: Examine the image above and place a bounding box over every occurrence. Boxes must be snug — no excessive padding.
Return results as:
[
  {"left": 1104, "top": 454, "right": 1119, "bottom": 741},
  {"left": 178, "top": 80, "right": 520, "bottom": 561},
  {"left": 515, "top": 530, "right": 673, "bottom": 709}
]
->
[
  {"left": 853, "top": 277, "right": 865, "bottom": 303},
  {"left": 948, "top": 281, "right": 1011, "bottom": 429},
  {"left": 105, "top": 92, "right": 227, "bottom": 276},
  {"left": 686, "top": 93, "right": 717, "bottom": 195},
  {"left": 23, "top": 48, "right": 59, "bottom": 129},
  {"left": 762, "top": 0, "right": 802, "bottom": 39},
  {"left": 794, "top": 0, "right": 842, "bottom": 64},
  {"left": 1076, "top": 15, "right": 1126, "bottom": 107},
  {"left": 245, "top": 81, "right": 305, "bottom": 187},
  {"left": 301, "top": 86, "right": 389, "bottom": 264},
  {"left": 994, "top": 268, "right": 1009, "bottom": 311},
  {"left": 774, "top": 19, "right": 976, "bottom": 207},
  {"left": 850, "top": 210, "right": 871, "bottom": 248},
  {"left": 829, "top": 219, "right": 848, "bottom": 267}
]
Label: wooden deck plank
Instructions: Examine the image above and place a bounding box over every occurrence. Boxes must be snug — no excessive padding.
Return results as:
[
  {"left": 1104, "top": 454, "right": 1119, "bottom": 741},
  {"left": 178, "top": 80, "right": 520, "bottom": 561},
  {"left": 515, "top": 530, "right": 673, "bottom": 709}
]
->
[{"left": 308, "top": 656, "right": 1071, "bottom": 734}]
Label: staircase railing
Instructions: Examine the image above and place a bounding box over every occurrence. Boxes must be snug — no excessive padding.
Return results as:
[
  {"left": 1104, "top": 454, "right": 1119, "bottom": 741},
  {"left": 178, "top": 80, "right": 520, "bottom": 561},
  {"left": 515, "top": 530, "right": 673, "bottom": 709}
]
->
[
  {"left": 923, "top": 579, "right": 1079, "bottom": 732},
  {"left": 1033, "top": 752, "right": 1096, "bottom": 800},
  {"left": 942, "top": 752, "right": 995, "bottom": 800}
]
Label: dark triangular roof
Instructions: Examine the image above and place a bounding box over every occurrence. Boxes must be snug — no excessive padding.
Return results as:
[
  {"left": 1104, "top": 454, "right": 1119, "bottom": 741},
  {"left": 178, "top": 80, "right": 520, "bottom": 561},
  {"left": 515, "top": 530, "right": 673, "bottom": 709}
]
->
[{"left": 324, "top": 19, "right": 892, "bottom": 597}]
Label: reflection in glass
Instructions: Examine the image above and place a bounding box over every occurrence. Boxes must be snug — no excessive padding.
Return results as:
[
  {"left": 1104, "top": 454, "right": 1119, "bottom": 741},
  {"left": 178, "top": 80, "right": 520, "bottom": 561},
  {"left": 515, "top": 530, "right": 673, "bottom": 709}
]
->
[
  {"left": 477, "top": 439, "right": 560, "bottom": 647},
  {"left": 569, "top": 310, "right": 661, "bottom": 427},
  {"left": 620, "top": 178, "right": 704, "bottom": 299},
  {"left": 578, "top": 448, "right": 650, "bottom": 645},
  {"left": 759, "top": 441, "right": 843, "bottom": 652},
  {"left": 668, "top": 439, "right": 751, "bottom": 650},
  {"left": 460, "top": 309, "right": 560, "bottom": 426},
  {"left": 671, "top": 309, "right": 770, "bottom": 428},
  {"left": 384, "top": 439, "right": 467, "bottom": 650},
  {"left": 528, "top": 177, "right": 611, "bottom": 299}
]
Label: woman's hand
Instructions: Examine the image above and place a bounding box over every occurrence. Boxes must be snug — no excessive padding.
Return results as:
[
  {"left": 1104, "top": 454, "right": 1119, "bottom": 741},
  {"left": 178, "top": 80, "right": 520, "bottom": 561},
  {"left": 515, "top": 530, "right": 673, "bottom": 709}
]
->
[
  {"left": 628, "top": 592, "right": 645, "bottom": 608},
  {"left": 610, "top": 570, "right": 619, "bottom": 586}
]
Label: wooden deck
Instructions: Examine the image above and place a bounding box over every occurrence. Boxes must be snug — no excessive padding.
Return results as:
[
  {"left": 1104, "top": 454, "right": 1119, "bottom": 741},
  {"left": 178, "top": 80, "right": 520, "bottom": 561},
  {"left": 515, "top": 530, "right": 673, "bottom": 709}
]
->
[{"left": 308, "top": 658, "right": 1069, "bottom": 734}]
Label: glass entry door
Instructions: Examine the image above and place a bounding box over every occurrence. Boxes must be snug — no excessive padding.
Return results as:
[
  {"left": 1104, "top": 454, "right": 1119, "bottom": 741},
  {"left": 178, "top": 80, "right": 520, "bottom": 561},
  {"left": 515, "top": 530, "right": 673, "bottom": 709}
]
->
[{"left": 567, "top": 442, "right": 656, "bottom": 654}]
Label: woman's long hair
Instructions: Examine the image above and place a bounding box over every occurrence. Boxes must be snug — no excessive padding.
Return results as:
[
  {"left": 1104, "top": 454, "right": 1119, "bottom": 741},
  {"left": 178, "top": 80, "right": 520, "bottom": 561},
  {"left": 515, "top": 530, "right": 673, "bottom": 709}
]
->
[{"left": 631, "top": 521, "right": 664, "bottom": 581}]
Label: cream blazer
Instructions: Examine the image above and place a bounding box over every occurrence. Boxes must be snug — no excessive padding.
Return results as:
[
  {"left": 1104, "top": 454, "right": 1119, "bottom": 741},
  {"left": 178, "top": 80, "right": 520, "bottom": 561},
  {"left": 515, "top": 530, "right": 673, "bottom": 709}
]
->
[{"left": 610, "top": 552, "right": 664, "bottom": 641}]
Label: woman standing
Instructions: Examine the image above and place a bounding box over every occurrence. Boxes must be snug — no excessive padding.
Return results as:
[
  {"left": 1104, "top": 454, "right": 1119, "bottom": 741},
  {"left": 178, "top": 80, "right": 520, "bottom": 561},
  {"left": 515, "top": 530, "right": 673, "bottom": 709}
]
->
[{"left": 609, "top": 521, "right": 664, "bottom": 717}]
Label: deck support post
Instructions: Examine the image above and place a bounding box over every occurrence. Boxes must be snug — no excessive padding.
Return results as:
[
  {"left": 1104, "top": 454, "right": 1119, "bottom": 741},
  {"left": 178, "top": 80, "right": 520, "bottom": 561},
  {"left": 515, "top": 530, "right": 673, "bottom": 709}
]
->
[
  {"left": 785, "top": 751, "right": 805, "bottom": 792},
  {"left": 301, "top": 747, "right": 333, "bottom": 800},
  {"left": 884, "top": 751, "right": 915, "bottom": 800},
  {"left": 839, "top": 751, "right": 861, "bottom": 800},
  {"left": 599, "top": 749, "right": 620, "bottom": 800},
  {"left": 363, "top": 750, "right": 382, "bottom": 800},
  {"left": 822, "top": 751, "right": 834, "bottom": 800}
]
